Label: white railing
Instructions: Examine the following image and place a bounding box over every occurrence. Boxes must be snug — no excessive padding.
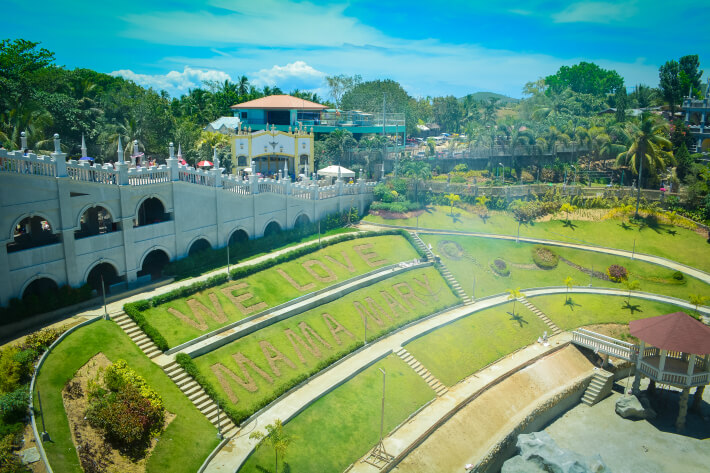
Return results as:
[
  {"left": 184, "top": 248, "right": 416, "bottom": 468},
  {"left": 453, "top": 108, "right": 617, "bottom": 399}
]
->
[
  {"left": 0, "top": 150, "right": 56, "bottom": 177},
  {"left": 319, "top": 185, "right": 338, "bottom": 199},
  {"left": 291, "top": 183, "right": 313, "bottom": 200},
  {"left": 343, "top": 184, "right": 359, "bottom": 195},
  {"left": 571, "top": 329, "right": 634, "bottom": 361},
  {"left": 178, "top": 165, "right": 214, "bottom": 186},
  {"left": 66, "top": 161, "right": 118, "bottom": 184},
  {"left": 258, "top": 179, "right": 286, "bottom": 195},
  {"left": 222, "top": 176, "right": 251, "bottom": 195},
  {"left": 128, "top": 165, "right": 170, "bottom": 185}
]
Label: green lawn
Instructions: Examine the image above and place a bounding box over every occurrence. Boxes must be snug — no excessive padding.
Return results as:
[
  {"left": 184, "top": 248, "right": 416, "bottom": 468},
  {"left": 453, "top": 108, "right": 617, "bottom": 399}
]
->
[
  {"left": 405, "top": 301, "right": 549, "bottom": 387},
  {"left": 192, "top": 266, "right": 458, "bottom": 420},
  {"left": 144, "top": 235, "right": 420, "bottom": 347},
  {"left": 33, "top": 320, "right": 218, "bottom": 473},
  {"left": 530, "top": 294, "right": 689, "bottom": 331},
  {"left": 239, "top": 354, "right": 435, "bottom": 473},
  {"left": 420, "top": 234, "right": 710, "bottom": 302},
  {"left": 365, "top": 205, "right": 710, "bottom": 272}
]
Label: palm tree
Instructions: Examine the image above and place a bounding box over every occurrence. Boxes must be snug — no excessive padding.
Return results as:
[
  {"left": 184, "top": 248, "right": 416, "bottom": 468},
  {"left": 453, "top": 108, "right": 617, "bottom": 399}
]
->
[
  {"left": 444, "top": 193, "right": 460, "bottom": 216},
  {"left": 402, "top": 160, "right": 432, "bottom": 203},
  {"left": 249, "top": 419, "right": 294, "bottom": 473},
  {"left": 624, "top": 280, "right": 640, "bottom": 303},
  {"left": 560, "top": 203, "right": 576, "bottom": 222},
  {"left": 236, "top": 75, "right": 250, "bottom": 98},
  {"left": 564, "top": 276, "right": 573, "bottom": 302},
  {"left": 507, "top": 287, "right": 524, "bottom": 315},
  {"left": 689, "top": 294, "right": 708, "bottom": 315},
  {"left": 615, "top": 113, "right": 673, "bottom": 217}
]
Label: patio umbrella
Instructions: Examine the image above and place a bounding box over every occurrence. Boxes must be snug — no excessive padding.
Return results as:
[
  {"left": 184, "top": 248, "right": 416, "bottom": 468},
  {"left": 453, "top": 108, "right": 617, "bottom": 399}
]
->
[
  {"left": 79, "top": 156, "right": 94, "bottom": 161},
  {"left": 197, "top": 160, "right": 213, "bottom": 168}
]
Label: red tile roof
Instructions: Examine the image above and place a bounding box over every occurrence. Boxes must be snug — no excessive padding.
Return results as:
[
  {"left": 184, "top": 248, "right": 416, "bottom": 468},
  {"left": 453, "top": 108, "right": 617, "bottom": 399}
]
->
[
  {"left": 629, "top": 312, "right": 710, "bottom": 354},
  {"left": 230, "top": 95, "right": 327, "bottom": 110}
]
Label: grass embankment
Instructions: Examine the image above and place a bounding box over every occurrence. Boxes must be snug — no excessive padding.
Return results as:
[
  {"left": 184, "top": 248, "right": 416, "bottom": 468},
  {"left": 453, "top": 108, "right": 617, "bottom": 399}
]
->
[
  {"left": 33, "top": 320, "right": 218, "bottom": 473},
  {"left": 421, "top": 234, "right": 710, "bottom": 301},
  {"left": 531, "top": 294, "right": 689, "bottom": 332},
  {"left": 240, "top": 354, "right": 435, "bottom": 473},
  {"left": 192, "top": 266, "right": 458, "bottom": 422},
  {"left": 365, "top": 205, "right": 710, "bottom": 272},
  {"left": 405, "top": 301, "right": 549, "bottom": 387},
  {"left": 144, "top": 235, "right": 419, "bottom": 347}
]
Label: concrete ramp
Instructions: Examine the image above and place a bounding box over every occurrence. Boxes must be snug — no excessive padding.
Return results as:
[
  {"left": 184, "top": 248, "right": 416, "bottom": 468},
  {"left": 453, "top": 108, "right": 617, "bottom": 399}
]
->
[{"left": 394, "top": 345, "right": 595, "bottom": 473}]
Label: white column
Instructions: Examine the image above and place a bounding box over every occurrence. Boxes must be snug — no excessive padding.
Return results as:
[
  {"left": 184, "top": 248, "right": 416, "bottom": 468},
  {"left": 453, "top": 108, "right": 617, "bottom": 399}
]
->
[
  {"left": 686, "top": 354, "right": 696, "bottom": 385},
  {"left": 632, "top": 340, "right": 645, "bottom": 393}
]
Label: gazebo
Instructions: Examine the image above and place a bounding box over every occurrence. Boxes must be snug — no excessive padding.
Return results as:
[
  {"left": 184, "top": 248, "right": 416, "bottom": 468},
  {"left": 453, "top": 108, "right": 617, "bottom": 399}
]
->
[{"left": 630, "top": 312, "right": 710, "bottom": 430}]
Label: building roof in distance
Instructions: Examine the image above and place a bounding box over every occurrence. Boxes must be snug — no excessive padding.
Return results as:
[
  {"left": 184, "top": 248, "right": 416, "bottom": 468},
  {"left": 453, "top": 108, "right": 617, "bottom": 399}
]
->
[
  {"left": 230, "top": 95, "right": 327, "bottom": 111},
  {"left": 629, "top": 312, "right": 710, "bottom": 355},
  {"left": 205, "top": 117, "right": 241, "bottom": 132}
]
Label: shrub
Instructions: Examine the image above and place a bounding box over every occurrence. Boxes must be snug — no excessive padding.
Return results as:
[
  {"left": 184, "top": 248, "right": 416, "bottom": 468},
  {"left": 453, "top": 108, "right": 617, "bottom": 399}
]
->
[
  {"left": 0, "top": 434, "right": 28, "bottom": 473},
  {"left": 103, "top": 360, "right": 163, "bottom": 410},
  {"left": 21, "top": 327, "right": 62, "bottom": 352},
  {"left": 673, "top": 271, "right": 684, "bottom": 281},
  {"left": 0, "top": 347, "right": 22, "bottom": 394},
  {"left": 490, "top": 258, "right": 510, "bottom": 277},
  {"left": 0, "top": 284, "right": 93, "bottom": 326},
  {"left": 0, "top": 387, "right": 29, "bottom": 424},
  {"left": 607, "top": 264, "right": 628, "bottom": 283},
  {"left": 532, "top": 246, "right": 559, "bottom": 269},
  {"left": 123, "top": 303, "right": 168, "bottom": 351}
]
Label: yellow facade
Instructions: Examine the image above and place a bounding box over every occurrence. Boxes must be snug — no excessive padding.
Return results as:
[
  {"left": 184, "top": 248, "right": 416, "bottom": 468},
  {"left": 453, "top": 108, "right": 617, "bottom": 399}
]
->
[{"left": 231, "top": 127, "right": 314, "bottom": 177}]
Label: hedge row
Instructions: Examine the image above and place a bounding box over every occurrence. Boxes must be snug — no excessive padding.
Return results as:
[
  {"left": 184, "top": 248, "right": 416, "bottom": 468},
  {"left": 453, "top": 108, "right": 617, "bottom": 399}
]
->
[
  {"left": 0, "top": 284, "right": 93, "bottom": 326},
  {"left": 123, "top": 229, "right": 419, "bottom": 351}
]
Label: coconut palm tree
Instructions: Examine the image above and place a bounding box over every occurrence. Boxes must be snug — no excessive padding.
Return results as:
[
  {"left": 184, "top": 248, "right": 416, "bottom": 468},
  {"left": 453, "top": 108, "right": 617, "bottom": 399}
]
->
[
  {"left": 615, "top": 113, "right": 673, "bottom": 217},
  {"left": 402, "top": 160, "right": 432, "bottom": 203},
  {"left": 564, "top": 276, "right": 574, "bottom": 302},
  {"left": 507, "top": 287, "right": 524, "bottom": 316},
  {"left": 249, "top": 419, "right": 294, "bottom": 473},
  {"left": 689, "top": 294, "right": 708, "bottom": 315},
  {"left": 444, "top": 193, "right": 460, "bottom": 217}
]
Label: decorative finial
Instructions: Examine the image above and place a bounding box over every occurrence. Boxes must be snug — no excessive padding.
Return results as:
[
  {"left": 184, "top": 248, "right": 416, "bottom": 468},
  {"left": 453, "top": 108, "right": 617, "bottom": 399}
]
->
[
  {"left": 177, "top": 144, "right": 182, "bottom": 159},
  {"left": 284, "top": 161, "right": 288, "bottom": 177},
  {"left": 20, "top": 131, "right": 27, "bottom": 150},
  {"left": 213, "top": 147, "right": 220, "bottom": 169},
  {"left": 169, "top": 142, "right": 175, "bottom": 158},
  {"left": 81, "top": 134, "right": 87, "bottom": 158},
  {"left": 133, "top": 139, "right": 139, "bottom": 156},
  {"left": 117, "top": 136, "right": 124, "bottom": 163},
  {"left": 53, "top": 134, "right": 61, "bottom": 154}
]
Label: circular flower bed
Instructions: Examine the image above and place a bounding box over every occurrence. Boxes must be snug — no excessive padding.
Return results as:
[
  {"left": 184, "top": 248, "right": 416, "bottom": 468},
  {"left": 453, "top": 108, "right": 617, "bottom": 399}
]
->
[
  {"left": 531, "top": 246, "right": 559, "bottom": 269},
  {"left": 490, "top": 258, "right": 511, "bottom": 277},
  {"left": 606, "top": 264, "right": 628, "bottom": 283}
]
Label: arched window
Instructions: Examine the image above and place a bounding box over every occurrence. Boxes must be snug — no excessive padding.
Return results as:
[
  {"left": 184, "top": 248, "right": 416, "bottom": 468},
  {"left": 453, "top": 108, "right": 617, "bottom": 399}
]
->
[
  {"left": 294, "top": 214, "right": 310, "bottom": 228},
  {"left": 75, "top": 206, "right": 115, "bottom": 239},
  {"left": 263, "top": 221, "right": 282, "bottom": 238},
  {"left": 228, "top": 229, "right": 249, "bottom": 246},
  {"left": 8, "top": 216, "right": 60, "bottom": 253},
  {"left": 188, "top": 238, "right": 212, "bottom": 256},
  {"left": 137, "top": 249, "right": 170, "bottom": 280},
  {"left": 136, "top": 198, "right": 168, "bottom": 227},
  {"left": 86, "top": 262, "right": 122, "bottom": 293}
]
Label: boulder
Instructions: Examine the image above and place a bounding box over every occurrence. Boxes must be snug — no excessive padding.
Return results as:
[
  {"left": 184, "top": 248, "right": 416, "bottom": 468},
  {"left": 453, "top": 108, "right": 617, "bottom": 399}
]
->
[
  {"left": 615, "top": 395, "right": 649, "bottom": 419},
  {"left": 502, "top": 432, "right": 611, "bottom": 473}
]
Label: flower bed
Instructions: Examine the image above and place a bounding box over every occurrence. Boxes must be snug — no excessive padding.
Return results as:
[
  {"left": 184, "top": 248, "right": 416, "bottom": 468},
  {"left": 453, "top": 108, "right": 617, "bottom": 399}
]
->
[
  {"left": 531, "top": 246, "right": 559, "bottom": 270},
  {"left": 606, "top": 264, "right": 628, "bottom": 283},
  {"left": 490, "top": 258, "right": 511, "bottom": 277}
]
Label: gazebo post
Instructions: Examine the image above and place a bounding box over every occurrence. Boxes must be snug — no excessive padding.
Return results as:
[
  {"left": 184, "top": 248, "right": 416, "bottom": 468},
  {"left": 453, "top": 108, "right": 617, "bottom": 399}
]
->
[
  {"left": 692, "top": 385, "right": 705, "bottom": 412},
  {"left": 632, "top": 340, "right": 645, "bottom": 394},
  {"left": 676, "top": 387, "right": 690, "bottom": 432}
]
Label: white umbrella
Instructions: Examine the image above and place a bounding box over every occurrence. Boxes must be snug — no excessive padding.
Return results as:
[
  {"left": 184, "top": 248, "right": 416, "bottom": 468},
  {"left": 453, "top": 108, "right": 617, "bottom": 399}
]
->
[{"left": 317, "top": 165, "right": 355, "bottom": 178}]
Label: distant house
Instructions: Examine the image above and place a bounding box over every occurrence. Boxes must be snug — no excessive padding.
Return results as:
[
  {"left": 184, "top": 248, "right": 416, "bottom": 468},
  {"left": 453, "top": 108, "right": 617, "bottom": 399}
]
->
[
  {"left": 682, "top": 80, "right": 710, "bottom": 153},
  {"left": 204, "top": 117, "right": 242, "bottom": 134}
]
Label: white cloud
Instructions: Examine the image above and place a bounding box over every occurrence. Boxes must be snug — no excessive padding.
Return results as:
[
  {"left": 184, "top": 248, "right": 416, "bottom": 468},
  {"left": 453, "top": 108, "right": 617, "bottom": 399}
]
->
[
  {"left": 251, "top": 61, "right": 326, "bottom": 90},
  {"left": 110, "top": 66, "right": 232, "bottom": 96},
  {"left": 553, "top": 2, "right": 637, "bottom": 24}
]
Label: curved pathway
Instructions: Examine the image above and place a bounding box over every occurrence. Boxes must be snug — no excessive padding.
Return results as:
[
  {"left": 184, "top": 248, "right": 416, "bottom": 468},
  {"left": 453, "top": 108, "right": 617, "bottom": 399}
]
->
[
  {"left": 359, "top": 222, "right": 710, "bottom": 285},
  {"left": 202, "top": 286, "right": 710, "bottom": 473}
]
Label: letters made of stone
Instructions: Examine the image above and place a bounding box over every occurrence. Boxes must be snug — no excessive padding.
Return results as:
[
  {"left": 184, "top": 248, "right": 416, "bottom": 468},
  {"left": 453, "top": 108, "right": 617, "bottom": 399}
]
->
[
  {"left": 166, "top": 243, "right": 387, "bottom": 331},
  {"left": 211, "top": 272, "right": 436, "bottom": 405}
]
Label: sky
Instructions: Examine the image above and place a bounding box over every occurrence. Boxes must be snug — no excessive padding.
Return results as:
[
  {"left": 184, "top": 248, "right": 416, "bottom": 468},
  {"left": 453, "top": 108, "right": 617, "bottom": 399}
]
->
[{"left": 5, "top": 0, "right": 709, "bottom": 100}]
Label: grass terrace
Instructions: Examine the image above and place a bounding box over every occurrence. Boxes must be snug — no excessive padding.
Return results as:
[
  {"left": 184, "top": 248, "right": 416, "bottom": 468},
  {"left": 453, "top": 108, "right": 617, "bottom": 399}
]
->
[
  {"left": 405, "top": 301, "right": 549, "bottom": 387},
  {"left": 365, "top": 205, "right": 710, "bottom": 272},
  {"left": 239, "top": 354, "right": 435, "bottom": 473},
  {"left": 191, "top": 266, "right": 458, "bottom": 423},
  {"left": 33, "top": 320, "right": 218, "bottom": 473},
  {"left": 421, "top": 234, "right": 710, "bottom": 302},
  {"left": 143, "top": 235, "right": 419, "bottom": 347}
]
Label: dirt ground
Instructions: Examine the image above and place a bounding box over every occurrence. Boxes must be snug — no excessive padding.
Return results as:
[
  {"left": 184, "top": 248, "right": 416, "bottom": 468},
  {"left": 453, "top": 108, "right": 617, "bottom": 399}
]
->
[
  {"left": 544, "top": 377, "right": 710, "bottom": 473},
  {"left": 394, "top": 345, "right": 595, "bottom": 472}
]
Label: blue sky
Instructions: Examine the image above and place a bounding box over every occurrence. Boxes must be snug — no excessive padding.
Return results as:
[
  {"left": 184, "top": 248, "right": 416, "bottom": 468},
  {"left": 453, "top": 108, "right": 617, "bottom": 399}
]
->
[{"left": 5, "top": 0, "right": 708, "bottom": 99}]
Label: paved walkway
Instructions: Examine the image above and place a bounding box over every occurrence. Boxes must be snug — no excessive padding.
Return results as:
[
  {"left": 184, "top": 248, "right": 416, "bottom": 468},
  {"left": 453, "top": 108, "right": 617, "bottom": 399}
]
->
[
  {"left": 202, "top": 286, "right": 709, "bottom": 473},
  {"left": 359, "top": 223, "right": 710, "bottom": 285}
]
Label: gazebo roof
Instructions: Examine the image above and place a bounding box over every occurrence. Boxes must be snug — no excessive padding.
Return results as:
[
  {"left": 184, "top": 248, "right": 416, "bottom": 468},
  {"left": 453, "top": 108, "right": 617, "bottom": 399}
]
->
[{"left": 629, "top": 312, "right": 710, "bottom": 355}]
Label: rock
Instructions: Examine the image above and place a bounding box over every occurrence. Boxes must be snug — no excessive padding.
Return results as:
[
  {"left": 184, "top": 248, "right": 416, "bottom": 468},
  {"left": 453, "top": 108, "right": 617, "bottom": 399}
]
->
[
  {"left": 615, "top": 395, "right": 648, "bottom": 419},
  {"left": 20, "top": 447, "right": 40, "bottom": 464},
  {"left": 502, "top": 432, "right": 611, "bottom": 473}
]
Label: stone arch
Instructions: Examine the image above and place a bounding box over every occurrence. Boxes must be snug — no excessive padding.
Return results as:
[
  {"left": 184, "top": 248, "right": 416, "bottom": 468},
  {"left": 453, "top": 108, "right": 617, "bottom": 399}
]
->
[
  {"left": 135, "top": 195, "right": 169, "bottom": 227},
  {"left": 8, "top": 212, "right": 57, "bottom": 240},
  {"left": 187, "top": 237, "right": 212, "bottom": 256},
  {"left": 85, "top": 261, "right": 123, "bottom": 293},
  {"left": 293, "top": 213, "right": 311, "bottom": 229},
  {"left": 21, "top": 274, "right": 59, "bottom": 300},
  {"left": 75, "top": 204, "right": 116, "bottom": 239},
  {"left": 8, "top": 214, "right": 60, "bottom": 253},
  {"left": 228, "top": 228, "right": 249, "bottom": 246},
  {"left": 137, "top": 247, "right": 171, "bottom": 280},
  {"left": 263, "top": 220, "right": 282, "bottom": 238}
]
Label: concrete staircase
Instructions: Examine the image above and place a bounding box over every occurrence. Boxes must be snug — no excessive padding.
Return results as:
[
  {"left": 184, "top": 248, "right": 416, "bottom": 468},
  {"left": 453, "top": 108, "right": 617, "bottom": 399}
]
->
[
  {"left": 162, "top": 359, "right": 238, "bottom": 438},
  {"left": 408, "top": 231, "right": 473, "bottom": 305},
  {"left": 395, "top": 346, "right": 448, "bottom": 397},
  {"left": 581, "top": 369, "right": 615, "bottom": 406},
  {"left": 519, "top": 298, "right": 562, "bottom": 336},
  {"left": 112, "top": 313, "right": 163, "bottom": 359}
]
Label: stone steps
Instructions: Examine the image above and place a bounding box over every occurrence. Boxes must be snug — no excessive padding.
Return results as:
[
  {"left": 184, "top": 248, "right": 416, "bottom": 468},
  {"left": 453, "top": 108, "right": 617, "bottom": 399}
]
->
[
  {"left": 112, "top": 313, "right": 163, "bottom": 359},
  {"left": 519, "top": 298, "right": 562, "bottom": 335},
  {"left": 162, "top": 358, "right": 237, "bottom": 437},
  {"left": 581, "top": 370, "right": 615, "bottom": 406},
  {"left": 395, "top": 346, "right": 448, "bottom": 397}
]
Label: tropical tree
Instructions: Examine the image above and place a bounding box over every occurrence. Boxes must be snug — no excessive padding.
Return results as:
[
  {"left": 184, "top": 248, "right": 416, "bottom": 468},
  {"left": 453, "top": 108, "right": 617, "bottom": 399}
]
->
[
  {"left": 624, "top": 280, "right": 640, "bottom": 303},
  {"left": 249, "top": 419, "right": 294, "bottom": 473},
  {"left": 615, "top": 113, "right": 674, "bottom": 217},
  {"left": 507, "top": 287, "right": 524, "bottom": 315},
  {"left": 402, "top": 159, "right": 432, "bottom": 203},
  {"left": 509, "top": 200, "right": 537, "bottom": 242},
  {"left": 564, "top": 276, "right": 574, "bottom": 302},
  {"left": 444, "top": 193, "right": 460, "bottom": 216},
  {"left": 475, "top": 195, "right": 490, "bottom": 221},
  {"left": 559, "top": 203, "right": 576, "bottom": 222},
  {"left": 689, "top": 294, "right": 708, "bottom": 315},
  {"left": 324, "top": 129, "right": 357, "bottom": 168}
]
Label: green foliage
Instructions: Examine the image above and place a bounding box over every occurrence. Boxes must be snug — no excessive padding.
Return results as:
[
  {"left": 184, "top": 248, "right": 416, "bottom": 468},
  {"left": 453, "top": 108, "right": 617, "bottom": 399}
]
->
[
  {"left": 0, "top": 433, "right": 30, "bottom": 473},
  {"left": 0, "top": 387, "right": 29, "bottom": 424},
  {"left": 607, "top": 264, "right": 628, "bottom": 283},
  {"left": 123, "top": 303, "right": 169, "bottom": 351},
  {"left": 20, "top": 327, "right": 62, "bottom": 352},
  {"left": 0, "top": 348, "right": 22, "bottom": 394},
  {"left": 490, "top": 258, "right": 510, "bottom": 277},
  {"left": 103, "top": 360, "right": 164, "bottom": 410},
  {"left": 532, "top": 246, "right": 559, "bottom": 269},
  {"left": 545, "top": 62, "right": 624, "bottom": 96},
  {"left": 0, "top": 284, "right": 93, "bottom": 326},
  {"left": 673, "top": 271, "right": 684, "bottom": 281},
  {"left": 370, "top": 201, "right": 422, "bottom": 213}
]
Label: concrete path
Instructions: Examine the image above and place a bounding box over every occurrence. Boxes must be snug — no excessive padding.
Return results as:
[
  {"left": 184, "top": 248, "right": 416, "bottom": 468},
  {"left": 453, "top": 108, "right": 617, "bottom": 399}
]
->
[
  {"left": 202, "top": 286, "right": 709, "bottom": 473},
  {"left": 359, "top": 223, "right": 710, "bottom": 285}
]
